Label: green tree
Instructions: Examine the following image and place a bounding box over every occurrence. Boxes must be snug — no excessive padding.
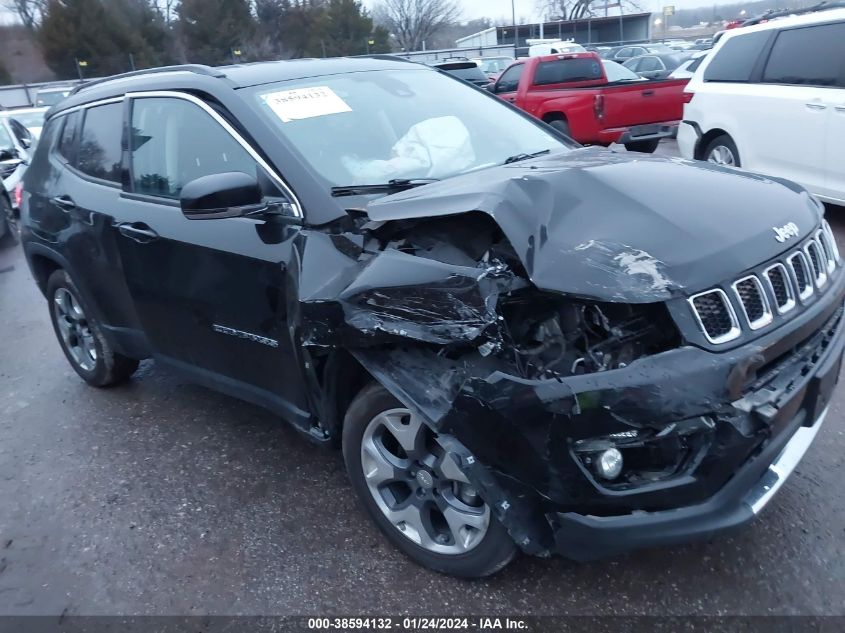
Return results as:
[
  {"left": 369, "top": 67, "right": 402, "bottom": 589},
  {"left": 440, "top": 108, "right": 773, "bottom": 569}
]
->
[
  {"left": 177, "top": 0, "right": 255, "bottom": 65},
  {"left": 38, "top": 0, "right": 171, "bottom": 79},
  {"left": 321, "top": 0, "right": 389, "bottom": 56}
]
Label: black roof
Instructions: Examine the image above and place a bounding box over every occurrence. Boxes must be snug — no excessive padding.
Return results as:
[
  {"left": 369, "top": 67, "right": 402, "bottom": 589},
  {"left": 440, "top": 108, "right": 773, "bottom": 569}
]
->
[{"left": 51, "top": 56, "right": 425, "bottom": 116}]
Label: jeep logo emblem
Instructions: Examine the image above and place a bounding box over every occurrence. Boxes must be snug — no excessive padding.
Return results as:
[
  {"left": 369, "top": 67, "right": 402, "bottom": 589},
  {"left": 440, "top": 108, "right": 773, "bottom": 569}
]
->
[{"left": 773, "top": 222, "right": 800, "bottom": 243}]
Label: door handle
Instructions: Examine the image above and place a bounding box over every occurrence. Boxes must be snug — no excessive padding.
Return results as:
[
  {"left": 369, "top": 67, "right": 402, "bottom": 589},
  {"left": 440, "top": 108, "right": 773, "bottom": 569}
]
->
[
  {"left": 507, "top": 96, "right": 516, "bottom": 102},
  {"left": 50, "top": 195, "right": 76, "bottom": 212},
  {"left": 805, "top": 102, "right": 827, "bottom": 111},
  {"left": 642, "top": 90, "right": 655, "bottom": 97},
  {"left": 117, "top": 223, "right": 159, "bottom": 243}
]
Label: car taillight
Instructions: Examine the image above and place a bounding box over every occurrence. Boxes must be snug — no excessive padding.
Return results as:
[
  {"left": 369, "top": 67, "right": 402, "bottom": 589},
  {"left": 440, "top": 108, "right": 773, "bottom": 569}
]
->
[
  {"left": 683, "top": 91, "right": 695, "bottom": 104},
  {"left": 594, "top": 94, "right": 605, "bottom": 120},
  {"left": 14, "top": 183, "right": 23, "bottom": 208}
]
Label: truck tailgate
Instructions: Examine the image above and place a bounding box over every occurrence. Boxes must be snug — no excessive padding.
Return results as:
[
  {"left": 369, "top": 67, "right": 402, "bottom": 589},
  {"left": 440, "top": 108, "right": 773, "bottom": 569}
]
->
[{"left": 600, "top": 78, "right": 688, "bottom": 130}]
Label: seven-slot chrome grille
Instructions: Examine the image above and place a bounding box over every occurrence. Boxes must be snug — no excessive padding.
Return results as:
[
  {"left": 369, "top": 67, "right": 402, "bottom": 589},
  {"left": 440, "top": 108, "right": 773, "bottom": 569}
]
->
[{"left": 689, "top": 221, "right": 840, "bottom": 345}]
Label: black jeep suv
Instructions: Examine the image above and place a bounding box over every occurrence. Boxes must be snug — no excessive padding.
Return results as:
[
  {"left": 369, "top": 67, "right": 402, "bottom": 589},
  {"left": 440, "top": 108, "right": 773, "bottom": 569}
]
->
[{"left": 20, "top": 58, "right": 844, "bottom": 577}]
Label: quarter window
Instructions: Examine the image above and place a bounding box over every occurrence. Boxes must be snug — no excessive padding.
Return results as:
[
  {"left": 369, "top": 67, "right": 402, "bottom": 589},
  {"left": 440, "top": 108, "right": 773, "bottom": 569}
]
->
[
  {"left": 762, "top": 22, "right": 845, "bottom": 87},
  {"left": 56, "top": 111, "right": 80, "bottom": 164},
  {"left": 703, "top": 30, "right": 770, "bottom": 83},
  {"left": 77, "top": 102, "right": 123, "bottom": 182},
  {"left": 129, "top": 97, "right": 258, "bottom": 198},
  {"left": 638, "top": 57, "right": 663, "bottom": 72}
]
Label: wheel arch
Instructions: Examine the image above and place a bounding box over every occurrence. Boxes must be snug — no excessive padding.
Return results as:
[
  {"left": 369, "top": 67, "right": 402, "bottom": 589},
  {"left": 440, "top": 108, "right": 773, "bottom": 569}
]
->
[
  {"left": 541, "top": 111, "right": 568, "bottom": 123},
  {"left": 319, "top": 348, "right": 376, "bottom": 445},
  {"left": 696, "top": 128, "right": 732, "bottom": 161}
]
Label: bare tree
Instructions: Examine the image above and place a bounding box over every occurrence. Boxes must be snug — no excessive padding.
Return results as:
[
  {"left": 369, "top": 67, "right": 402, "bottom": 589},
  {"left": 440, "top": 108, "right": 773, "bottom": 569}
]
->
[
  {"left": 537, "top": 0, "right": 640, "bottom": 21},
  {"left": 374, "top": 0, "right": 461, "bottom": 52},
  {"left": 151, "top": 0, "right": 177, "bottom": 26},
  {"left": 3, "top": 0, "right": 47, "bottom": 30}
]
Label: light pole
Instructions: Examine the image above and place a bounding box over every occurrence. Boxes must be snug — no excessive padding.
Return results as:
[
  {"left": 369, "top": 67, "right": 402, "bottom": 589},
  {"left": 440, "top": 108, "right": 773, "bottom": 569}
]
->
[{"left": 511, "top": 0, "right": 517, "bottom": 57}]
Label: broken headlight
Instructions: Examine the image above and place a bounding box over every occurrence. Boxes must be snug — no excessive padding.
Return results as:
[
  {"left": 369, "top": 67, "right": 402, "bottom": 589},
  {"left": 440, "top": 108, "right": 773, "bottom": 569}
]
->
[
  {"left": 498, "top": 293, "right": 681, "bottom": 379},
  {"left": 572, "top": 417, "right": 715, "bottom": 490}
]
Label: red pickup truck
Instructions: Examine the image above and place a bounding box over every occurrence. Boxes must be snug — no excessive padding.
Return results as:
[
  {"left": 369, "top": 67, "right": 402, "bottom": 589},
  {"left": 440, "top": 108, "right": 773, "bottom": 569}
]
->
[{"left": 490, "top": 52, "right": 688, "bottom": 152}]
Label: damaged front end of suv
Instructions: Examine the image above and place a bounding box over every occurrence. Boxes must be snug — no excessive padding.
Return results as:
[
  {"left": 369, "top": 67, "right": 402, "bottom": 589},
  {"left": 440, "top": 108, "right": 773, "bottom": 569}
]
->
[{"left": 289, "top": 150, "right": 845, "bottom": 564}]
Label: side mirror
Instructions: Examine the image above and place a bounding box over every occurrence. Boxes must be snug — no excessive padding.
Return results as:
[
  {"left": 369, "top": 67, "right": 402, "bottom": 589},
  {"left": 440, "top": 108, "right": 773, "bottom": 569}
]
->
[
  {"left": 180, "top": 172, "right": 270, "bottom": 220},
  {"left": 21, "top": 137, "right": 33, "bottom": 150}
]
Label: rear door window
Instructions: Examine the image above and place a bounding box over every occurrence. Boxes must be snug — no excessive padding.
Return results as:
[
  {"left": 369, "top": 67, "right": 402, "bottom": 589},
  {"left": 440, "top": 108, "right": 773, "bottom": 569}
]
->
[
  {"left": 762, "top": 22, "right": 845, "bottom": 87},
  {"left": 533, "top": 58, "right": 603, "bottom": 85},
  {"left": 704, "top": 30, "right": 770, "bottom": 82},
  {"left": 77, "top": 102, "right": 123, "bottom": 183},
  {"left": 638, "top": 57, "right": 663, "bottom": 72}
]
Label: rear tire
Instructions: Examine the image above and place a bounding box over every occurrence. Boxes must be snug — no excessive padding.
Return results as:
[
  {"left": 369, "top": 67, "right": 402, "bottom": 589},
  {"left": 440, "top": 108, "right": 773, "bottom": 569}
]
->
[
  {"left": 0, "top": 195, "right": 19, "bottom": 247},
  {"left": 46, "top": 269, "right": 139, "bottom": 387},
  {"left": 624, "top": 138, "right": 660, "bottom": 153},
  {"left": 703, "top": 134, "right": 741, "bottom": 167},
  {"left": 547, "top": 118, "right": 571, "bottom": 138},
  {"left": 342, "top": 382, "right": 517, "bottom": 577}
]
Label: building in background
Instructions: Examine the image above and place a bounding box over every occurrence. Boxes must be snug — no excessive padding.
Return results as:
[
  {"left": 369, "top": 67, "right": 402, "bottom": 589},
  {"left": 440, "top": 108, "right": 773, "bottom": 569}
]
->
[{"left": 456, "top": 13, "right": 653, "bottom": 54}]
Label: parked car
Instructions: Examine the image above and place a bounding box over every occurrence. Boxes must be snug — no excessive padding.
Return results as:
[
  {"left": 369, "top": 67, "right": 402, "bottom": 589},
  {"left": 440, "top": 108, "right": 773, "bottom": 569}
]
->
[
  {"left": 623, "top": 53, "right": 691, "bottom": 79},
  {"left": 528, "top": 41, "right": 586, "bottom": 57},
  {"left": 490, "top": 52, "right": 687, "bottom": 152},
  {"left": 2, "top": 107, "right": 49, "bottom": 138},
  {"left": 601, "top": 44, "right": 673, "bottom": 64},
  {"left": 20, "top": 58, "right": 844, "bottom": 578},
  {"left": 0, "top": 116, "right": 28, "bottom": 224},
  {"left": 34, "top": 85, "right": 74, "bottom": 107},
  {"left": 472, "top": 56, "right": 514, "bottom": 80},
  {"left": 0, "top": 176, "right": 18, "bottom": 246},
  {"left": 679, "top": 7, "right": 845, "bottom": 205},
  {"left": 669, "top": 51, "right": 709, "bottom": 79},
  {"left": 432, "top": 59, "right": 490, "bottom": 88}
]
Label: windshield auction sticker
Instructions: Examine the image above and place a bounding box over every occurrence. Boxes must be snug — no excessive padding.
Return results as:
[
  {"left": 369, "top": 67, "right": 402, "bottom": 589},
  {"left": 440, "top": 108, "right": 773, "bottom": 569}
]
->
[{"left": 261, "top": 86, "right": 352, "bottom": 122}]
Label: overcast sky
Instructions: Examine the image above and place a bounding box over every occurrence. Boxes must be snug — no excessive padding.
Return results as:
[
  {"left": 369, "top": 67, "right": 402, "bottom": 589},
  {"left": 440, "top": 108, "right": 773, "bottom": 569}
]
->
[
  {"left": 362, "top": 0, "right": 718, "bottom": 23},
  {"left": 0, "top": 0, "right": 721, "bottom": 27}
]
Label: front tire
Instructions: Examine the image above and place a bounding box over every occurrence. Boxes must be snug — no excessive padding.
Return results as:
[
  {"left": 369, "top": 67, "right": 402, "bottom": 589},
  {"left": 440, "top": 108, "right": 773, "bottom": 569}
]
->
[
  {"left": 704, "top": 134, "right": 741, "bottom": 167},
  {"left": 46, "top": 269, "right": 139, "bottom": 387},
  {"left": 342, "top": 382, "right": 517, "bottom": 577}
]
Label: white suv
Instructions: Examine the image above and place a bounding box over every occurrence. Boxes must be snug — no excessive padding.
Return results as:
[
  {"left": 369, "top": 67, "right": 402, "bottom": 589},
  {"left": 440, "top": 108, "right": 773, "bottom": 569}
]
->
[{"left": 678, "top": 8, "right": 845, "bottom": 206}]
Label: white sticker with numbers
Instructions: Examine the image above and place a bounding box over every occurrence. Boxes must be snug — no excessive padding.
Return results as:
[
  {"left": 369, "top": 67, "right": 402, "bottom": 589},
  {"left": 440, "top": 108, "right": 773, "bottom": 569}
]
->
[{"left": 261, "top": 86, "right": 352, "bottom": 122}]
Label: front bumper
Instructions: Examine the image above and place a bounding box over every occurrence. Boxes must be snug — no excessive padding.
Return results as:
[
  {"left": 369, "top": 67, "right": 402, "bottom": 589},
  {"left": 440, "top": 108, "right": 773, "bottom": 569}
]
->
[
  {"left": 677, "top": 120, "right": 700, "bottom": 159},
  {"left": 551, "top": 403, "right": 831, "bottom": 560},
  {"left": 355, "top": 263, "right": 845, "bottom": 559}
]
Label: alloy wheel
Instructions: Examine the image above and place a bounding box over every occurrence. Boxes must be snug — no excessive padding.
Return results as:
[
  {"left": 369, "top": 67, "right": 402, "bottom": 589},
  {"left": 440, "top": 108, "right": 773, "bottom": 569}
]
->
[
  {"left": 707, "top": 145, "right": 736, "bottom": 166},
  {"left": 360, "top": 408, "right": 490, "bottom": 554},
  {"left": 52, "top": 287, "right": 97, "bottom": 372}
]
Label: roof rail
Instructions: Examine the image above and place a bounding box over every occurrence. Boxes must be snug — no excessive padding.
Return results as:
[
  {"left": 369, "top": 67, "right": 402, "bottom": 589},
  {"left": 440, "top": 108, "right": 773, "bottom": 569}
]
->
[
  {"left": 740, "top": 0, "right": 845, "bottom": 26},
  {"left": 68, "top": 64, "right": 226, "bottom": 97},
  {"left": 354, "top": 54, "right": 417, "bottom": 63}
]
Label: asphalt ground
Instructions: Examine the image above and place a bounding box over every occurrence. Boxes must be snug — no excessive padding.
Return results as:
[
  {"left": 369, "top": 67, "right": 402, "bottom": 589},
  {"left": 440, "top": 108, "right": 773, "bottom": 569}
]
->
[{"left": 0, "top": 141, "right": 843, "bottom": 616}]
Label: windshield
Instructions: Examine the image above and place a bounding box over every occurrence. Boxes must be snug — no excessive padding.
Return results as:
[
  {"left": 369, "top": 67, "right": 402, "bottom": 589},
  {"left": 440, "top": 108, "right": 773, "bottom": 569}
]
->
[
  {"left": 249, "top": 68, "right": 571, "bottom": 188},
  {"left": 602, "top": 60, "right": 643, "bottom": 82},
  {"left": 36, "top": 90, "right": 70, "bottom": 106},
  {"left": 477, "top": 58, "right": 512, "bottom": 73},
  {"left": 0, "top": 124, "right": 13, "bottom": 152}
]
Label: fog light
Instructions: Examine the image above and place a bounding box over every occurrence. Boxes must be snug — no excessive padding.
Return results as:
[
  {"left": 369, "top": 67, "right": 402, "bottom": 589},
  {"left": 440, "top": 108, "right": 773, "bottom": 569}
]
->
[{"left": 595, "top": 448, "right": 623, "bottom": 480}]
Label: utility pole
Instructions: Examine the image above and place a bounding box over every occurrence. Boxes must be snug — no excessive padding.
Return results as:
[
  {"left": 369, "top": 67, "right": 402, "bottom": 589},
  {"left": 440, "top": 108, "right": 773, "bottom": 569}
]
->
[{"left": 511, "top": 0, "right": 517, "bottom": 57}]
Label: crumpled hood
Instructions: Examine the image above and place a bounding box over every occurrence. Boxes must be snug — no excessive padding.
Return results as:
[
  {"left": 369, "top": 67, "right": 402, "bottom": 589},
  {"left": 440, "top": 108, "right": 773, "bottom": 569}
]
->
[{"left": 366, "top": 147, "right": 823, "bottom": 302}]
